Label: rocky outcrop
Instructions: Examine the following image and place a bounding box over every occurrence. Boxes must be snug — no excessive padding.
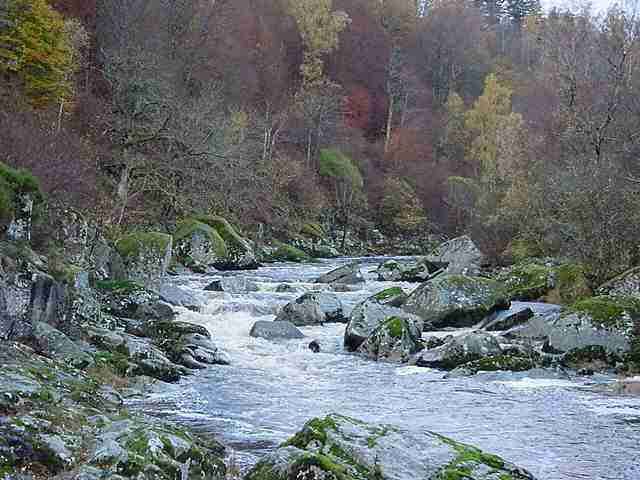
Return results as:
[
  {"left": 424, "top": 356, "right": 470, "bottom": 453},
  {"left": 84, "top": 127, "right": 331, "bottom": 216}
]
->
[
  {"left": 245, "top": 414, "right": 536, "bottom": 480},
  {"left": 414, "top": 332, "right": 503, "bottom": 370},
  {"left": 478, "top": 302, "right": 534, "bottom": 331},
  {"left": 0, "top": 342, "right": 226, "bottom": 479},
  {"left": 250, "top": 320, "right": 305, "bottom": 340},
  {"left": 276, "top": 292, "right": 346, "bottom": 326},
  {"left": 159, "top": 283, "right": 202, "bottom": 311},
  {"left": 115, "top": 232, "right": 173, "bottom": 288},
  {"left": 404, "top": 275, "right": 509, "bottom": 330},
  {"left": 358, "top": 316, "right": 422, "bottom": 362},
  {"left": 315, "top": 262, "right": 364, "bottom": 285},
  {"left": 344, "top": 288, "right": 420, "bottom": 352},
  {"left": 597, "top": 266, "right": 640, "bottom": 298},
  {"left": 425, "top": 235, "right": 485, "bottom": 275}
]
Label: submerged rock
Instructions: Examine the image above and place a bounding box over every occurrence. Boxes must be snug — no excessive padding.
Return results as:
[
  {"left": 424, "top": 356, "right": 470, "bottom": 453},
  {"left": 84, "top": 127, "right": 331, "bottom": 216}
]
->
[
  {"left": 344, "top": 288, "right": 420, "bottom": 352},
  {"left": 414, "top": 332, "right": 503, "bottom": 370},
  {"left": 204, "top": 277, "right": 259, "bottom": 293},
  {"left": 376, "top": 259, "right": 441, "bottom": 282},
  {"left": 250, "top": 320, "right": 305, "bottom": 340},
  {"left": 245, "top": 414, "right": 536, "bottom": 480},
  {"left": 404, "top": 275, "right": 509, "bottom": 330},
  {"left": 358, "top": 316, "right": 422, "bottom": 363},
  {"left": 315, "top": 262, "right": 364, "bottom": 285},
  {"left": 276, "top": 292, "right": 346, "bottom": 326}
]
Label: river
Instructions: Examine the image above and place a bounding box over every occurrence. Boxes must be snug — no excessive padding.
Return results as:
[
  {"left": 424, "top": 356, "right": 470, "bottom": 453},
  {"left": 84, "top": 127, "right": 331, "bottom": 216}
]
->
[{"left": 133, "top": 257, "right": 640, "bottom": 480}]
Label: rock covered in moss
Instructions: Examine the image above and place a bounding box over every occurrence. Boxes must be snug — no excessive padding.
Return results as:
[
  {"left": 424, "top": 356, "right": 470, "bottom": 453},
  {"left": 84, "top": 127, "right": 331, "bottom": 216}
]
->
[
  {"left": 276, "top": 292, "right": 346, "bottom": 326},
  {"left": 414, "top": 332, "right": 503, "bottom": 370},
  {"left": 174, "top": 216, "right": 259, "bottom": 271},
  {"left": 425, "top": 235, "right": 485, "bottom": 276},
  {"left": 495, "top": 261, "right": 591, "bottom": 304},
  {"left": 115, "top": 232, "right": 172, "bottom": 288},
  {"left": 344, "top": 288, "right": 420, "bottom": 352},
  {"left": 32, "top": 321, "right": 94, "bottom": 369},
  {"left": 264, "top": 240, "right": 311, "bottom": 263},
  {"left": 446, "top": 355, "right": 536, "bottom": 377},
  {"left": 376, "top": 259, "right": 441, "bottom": 283},
  {"left": 358, "top": 316, "right": 422, "bottom": 363},
  {"left": 316, "top": 262, "right": 364, "bottom": 285},
  {"left": 245, "top": 414, "right": 536, "bottom": 480},
  {"left": 404, "top": 275, "right": 509, "bottom": 330}
]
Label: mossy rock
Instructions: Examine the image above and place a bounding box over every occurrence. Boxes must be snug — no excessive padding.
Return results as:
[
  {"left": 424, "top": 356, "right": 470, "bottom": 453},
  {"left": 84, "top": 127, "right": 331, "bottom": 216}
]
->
[
  {"left": 503, "top": 238, "right": 544, "bottom": 264},
  {"left": 115, "top": 232, "right": 172, "bottom": 260},
  {"left": 114, "top": 232, "right": 172, "bottom": 288},
  {"left": 192, "top": 215, "right": 258, "bottom": 269},
  {"left": 300, "top": 222, "right": 327, "bottom": 240},
  {"left": 358, "top": 316, "right": 422, "bottom": 363},
  {"left": 568, "top": 296, "right": 640, "bottom": 330},
  {"left": 173, "top": 218, "right": 227, "bottom": 270},
  {"left": 548, "top": 263, "right": 592, "bottom": 305},
  {"left": 246, "top": 414, "right": 535, "bottom": 480},
  {"left": 405, "top": 274, "right": 509, "bottom": 329},
  {"left": 268, "top": 240, "right": 311, "bottom": 263},
  {"left": 455, "top": 355, "right": 536, "bottom": 376}
]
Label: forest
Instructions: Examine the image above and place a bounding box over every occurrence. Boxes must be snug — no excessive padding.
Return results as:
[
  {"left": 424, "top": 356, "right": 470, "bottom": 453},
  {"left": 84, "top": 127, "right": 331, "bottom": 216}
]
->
[{"left": 1, "top": 0, "right": 640, "bottom": 285}]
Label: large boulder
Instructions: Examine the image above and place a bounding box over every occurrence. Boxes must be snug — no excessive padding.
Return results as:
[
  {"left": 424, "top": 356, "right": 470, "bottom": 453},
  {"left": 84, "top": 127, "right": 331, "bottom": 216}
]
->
[
  {"left": 414, "top": 331, "right": 503, "bottom": 370},
  {"left": 276, "top": 292, "right": 346, "bottom": 326},
  {"left": 174, "top": 216, "right": 259, "bottom": 271},
  {"left": 173, "top": 219, "right": 227, "bottom": 271},
  {"left": 478, "top": 302, "right": 534, "bottom": 332},
  {"left": 344, "top": 288, "right": 420, "bottom": 351},
  {"left": 245, "top": 414, "right": 536, "bottom": 480},
  {"left": 32, "top": 321, "right": 94, "bottom": 369},
  {"left": 425, "top": 235, "right": 485, "bottom": 275},
  {"left": 315, "top": 262, "right": 364, "bottom": 285},
  {"left": 115, "top": 232, "right": 172, "bottom": 288},
  {"left": 263, "top": 240, "right": 311, "bottom": 263},
  {"left": 404, "top": 275, "right": 509, "bottom": 330},
  {"left": 250, "top": 320, "right": 305, "bottom": 340},
  {"left": 495, "top": 261, "right": 591, "bottom": 304},
  {"left": 358, "top": 316, "right": 422, "bottom": 363}
]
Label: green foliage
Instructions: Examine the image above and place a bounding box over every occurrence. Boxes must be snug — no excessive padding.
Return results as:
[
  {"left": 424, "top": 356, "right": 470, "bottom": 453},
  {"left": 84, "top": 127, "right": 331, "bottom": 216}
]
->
[
  {"left": 379, "top": 176, "right": 426, "bottom": 235},
  {"left": 318, "top": 149, "right": 363, "bottom": 189},
  {"left": 0, "top": 162, "right": 43, "bottom": 223},
  {"left": 0, "top": 0, "right": 76, "bottom": 106}
]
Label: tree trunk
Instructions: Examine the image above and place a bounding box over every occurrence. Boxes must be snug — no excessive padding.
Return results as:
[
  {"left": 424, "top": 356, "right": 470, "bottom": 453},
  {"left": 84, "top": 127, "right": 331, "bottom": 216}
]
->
[{"left": 384, "top": 96, "right": 394, "bottom": 154}]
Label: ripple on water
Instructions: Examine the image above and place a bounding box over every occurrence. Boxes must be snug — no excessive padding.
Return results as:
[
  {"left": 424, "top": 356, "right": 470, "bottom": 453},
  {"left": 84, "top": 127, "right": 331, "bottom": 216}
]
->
[{"left": 132, "top": 259, "right": 640, "bottom": 479}]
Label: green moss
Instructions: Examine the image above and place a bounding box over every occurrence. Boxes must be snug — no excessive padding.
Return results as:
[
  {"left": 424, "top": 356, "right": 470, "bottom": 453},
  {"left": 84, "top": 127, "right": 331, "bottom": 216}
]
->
[
  {"left": 383, "top": 317, "right": 404, "bottom": 339},
  {"left": 436, "top": 435, "right": 511, "bottom": 480},
  {"left": 373, "top": 287, "right": 404, "bottom": 302},
  {"left": 570, "top": 296, "right": 640, "bottom": 329},
  {"left": 194, "top": 215, "right": 246, "bottom": 251},
  {"left": 506, "top": 238, "right": 543, "bottom": 263},
  {"left": 0, "top": 163, "right": 44, "bottom": 222},
  {"left": 174, "top": 219, "right": 228, "bottom": 258},
  {"left": 270, "top": 240, "right": 311, "bottom": 263},
  {"left": 94, "top": 351, "right": 130, "bottom": 376},
  {"left": 284, "top": 416, "right": 339, "bottom": 448},
  {"left": 49, "top": 262, "right": 82, "bottom": 285},
  {"left": 300, "top": 222, "right": 326, "bottom": 239},
  {"left": 554, "top": 263, "right": 592, "bottom": 304},
  {"left": 563, "top": 345, "right": 621, "bottom": 368},
  {"left": 115, "top": 232, "right": 172, "bottom": 259},
  {"left": 462, "top": 355, "right": 535, "bottom": 374},
  {"left": 496, "top": 263, "right": 551, "bottom": 301}
]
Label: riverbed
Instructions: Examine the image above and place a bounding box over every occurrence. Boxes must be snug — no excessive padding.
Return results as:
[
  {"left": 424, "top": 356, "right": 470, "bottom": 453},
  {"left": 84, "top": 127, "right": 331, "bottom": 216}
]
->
[{"left": 133, "top": 258, "right": 640, "bottom": 480}]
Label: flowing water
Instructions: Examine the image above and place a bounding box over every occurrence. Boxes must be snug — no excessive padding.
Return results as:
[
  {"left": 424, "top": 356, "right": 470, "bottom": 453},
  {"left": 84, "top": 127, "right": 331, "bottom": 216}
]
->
[{"left": 134, "top": 258, "right": 640, "bottom": 480}]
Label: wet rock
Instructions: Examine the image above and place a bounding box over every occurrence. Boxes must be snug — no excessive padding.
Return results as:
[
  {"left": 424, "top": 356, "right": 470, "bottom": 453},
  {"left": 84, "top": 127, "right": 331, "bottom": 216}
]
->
[
  {"left": 344, "top": 289, "right": 421, "bottom": 352},
  {"left": 308, "top": 340, "right": 321, "bottom": 353},
  {"left": 264, "top": 240, "right": 311, "bottom": 263},
  {"left": 425, "top": 235, "right": 485, "bottom": 275},
  {"left": 275, "top": 283, "right": 303, "bottom": 293},
  {"left": 315, "top": 262, "right": 364, "bottom": 285},
  {"left": 507, "top": 296, "right": 639, "bottom": 370},
  {"left": 414, "top": 332, "right": 503, "bottom": 370},
  {"left": 446, "top": 355, "right": 536, "bottom": 377},
  {"left": 204, "top": 277, "right": 259, "bottom": 293},
  {"left": 158, "top": 283, "right": 202, "bottom": 310},
  {"left": 245, "top": 414, "right": 536, "bottom": 480},
  {"left": 479, "top": 302, "right": 534, "bottom": 331},
  {"left": 376, "top": 259, "right": 442, "bottom": 282},
  {"left": 359, "top": 316, "right": 422, "bottom": 363},
  {"left": 28, "top": 274, "right": 65, "bottom": 329},
  {"left": 276, "top": 292, "right": 346, "bottom": 326},
  {"left": 404, "top": 274, "right": 509, "bottom": 330},
  {"left": 250, "top": 320, "right": 305, "bottom": 340}
]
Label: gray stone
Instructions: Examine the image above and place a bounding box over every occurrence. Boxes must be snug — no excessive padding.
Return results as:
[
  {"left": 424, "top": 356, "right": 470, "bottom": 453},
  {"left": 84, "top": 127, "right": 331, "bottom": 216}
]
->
[
  {"left": 159, "top": 283, "right": 202, "bottom": 310},
  {"left": 414, "top": 332, "right": 503, "bottom": 370},
  {"left": 250, "top": 320, "right": 305, "bottom": 340},
  {"left": 205, "top": 277, "right": 259, "bottom": 293},
  {"left": 425, "top": 235, "right": 485, "bottom": 275},
  {"left": 358, "top": 316, "right": 422, "bottom": 363},
  {"left": 315, "top": 262, "right": 364, "bottom": 285},
  {"left": 479, "top": 302, "right": 534, "bottom": 331},
  {"left": 32, "top": 322, "right": 94, "bottom": 369},
  {"left": 276, "top": 292, "right": 346, "bottom": 326},
  {"left": 404, "top": 274, "right": 509, "bottom": 330}
]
